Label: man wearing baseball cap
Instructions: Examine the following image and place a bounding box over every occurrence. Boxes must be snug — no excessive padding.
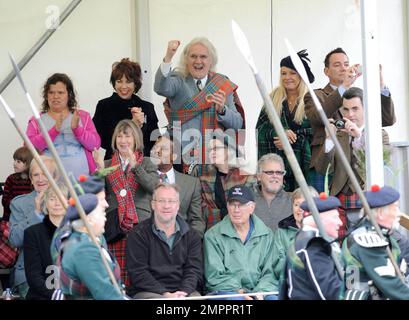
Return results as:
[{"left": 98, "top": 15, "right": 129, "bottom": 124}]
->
[
  {"left": 342, "top": 185, "right": 409, "bottom": 300},
  {"left": 284, "top": 193, "right": 344, "bottom": 300},
  {"left": 204, "top": 185, "right": 278, "bottom": 300}
]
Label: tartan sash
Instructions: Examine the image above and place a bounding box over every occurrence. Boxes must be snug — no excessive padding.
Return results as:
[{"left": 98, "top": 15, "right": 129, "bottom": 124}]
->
[
  {"left": 0, "top": 221, "right": 17, "bottom": 268},
  {"left": 107, "top": 151, "right": 143, "bottom": 232},
  {"left": 165, "top": 72, "right": 239, "bottom": 126},
  {"left": 164, "top": 73, "right": 246, "bottom": 172}
]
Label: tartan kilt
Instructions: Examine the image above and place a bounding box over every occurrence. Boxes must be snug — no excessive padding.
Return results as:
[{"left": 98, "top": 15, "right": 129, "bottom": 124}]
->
[
  {"left": 0, "top": 221, "right": 18, "bottom": 268},
  {"left": 108, "top": 237, "right": 129, "bottom": 288},
  {"left": 337, "top": 192, "right": 361, "bottom": 239}
]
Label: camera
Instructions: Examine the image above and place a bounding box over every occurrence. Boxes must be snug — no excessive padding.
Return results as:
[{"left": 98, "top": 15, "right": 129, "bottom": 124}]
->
[{"left": 334, "top": 119, "right": 346, "bottom": 129}]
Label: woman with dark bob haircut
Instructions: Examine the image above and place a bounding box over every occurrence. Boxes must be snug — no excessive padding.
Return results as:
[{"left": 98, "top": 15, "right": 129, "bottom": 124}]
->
[
  {"left": 26, "top": 73, "right": 101, "bottom": 177},
  {"left": 93, "top": 58, "right": 159, "bottom": 160}
]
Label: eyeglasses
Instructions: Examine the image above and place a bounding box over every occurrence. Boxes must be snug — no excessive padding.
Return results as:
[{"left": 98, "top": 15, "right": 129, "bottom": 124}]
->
[
  {"left": 227, "top": 202, "right": 251, "bottom": 209},
  {"left": 262, "top": 170, "right": 286, "bottom": 176},
  {"left": 153, "top": 199, "right": 179, "bottom": 205}
]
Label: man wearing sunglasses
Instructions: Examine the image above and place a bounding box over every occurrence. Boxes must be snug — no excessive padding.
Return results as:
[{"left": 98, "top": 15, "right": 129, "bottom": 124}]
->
[{"left": 253, "top": 153, "right": 292, "bottom": 231}]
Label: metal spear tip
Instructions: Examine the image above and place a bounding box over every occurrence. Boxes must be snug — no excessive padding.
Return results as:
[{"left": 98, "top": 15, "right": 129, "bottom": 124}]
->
[
  {"left": 231, "top": 20, "right": 258, "bottom": 74},
  {"left": 8, "top": 52, "right": 28, "bottom": 93}
]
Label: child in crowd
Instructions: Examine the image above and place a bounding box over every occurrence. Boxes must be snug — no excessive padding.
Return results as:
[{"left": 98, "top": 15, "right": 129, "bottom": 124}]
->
[{"left": 2, "top": 147, "right": 33, "bottom": 221}]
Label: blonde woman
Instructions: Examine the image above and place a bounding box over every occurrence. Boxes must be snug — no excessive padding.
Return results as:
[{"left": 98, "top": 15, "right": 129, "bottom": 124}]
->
[
  {"left": 256, "top": 50, "right": 314, "bottom": 192},
  {"left": 95, "top": 119, "right": 158, "bottom": 288}
]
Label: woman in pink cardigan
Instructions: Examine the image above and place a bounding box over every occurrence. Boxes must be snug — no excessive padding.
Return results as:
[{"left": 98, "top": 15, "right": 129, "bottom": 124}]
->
[{"left": 26, "top": 73, "right": 100, "bottom": 177}]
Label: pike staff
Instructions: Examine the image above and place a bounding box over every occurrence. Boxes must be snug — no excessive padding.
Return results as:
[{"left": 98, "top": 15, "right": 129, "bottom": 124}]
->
[
  {"left": 231, "top": 20, "right": 344, "bottom": 278},
  {"left": 283, "top": 39, "right": 404, "bottom": 282},
  {"left": 0, "top": 94, "right": 67, "bottom": 209},
  {"left": 8, "top": 53, "right": 123, "bottom": 294}
]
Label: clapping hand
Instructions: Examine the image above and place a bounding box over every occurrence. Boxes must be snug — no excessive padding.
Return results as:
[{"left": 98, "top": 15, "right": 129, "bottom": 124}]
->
[
  {"left": 342, "top": 64, "right": 362, "bottom": 88},
  {"left": 126, "top": 147, "right": 137, "bottom": 169},
  {"left": 207, "top": 90, "right": 226, "bottom": 113},
  {"left": 34, "top": 190, "right": 45, "bottom": 213},
  {"left": 130, "top": 107, "right": 145, "bottom": 127},
  {"left": 71, "top": 107, "right": 80, "bottom": 130},
  {"left": 92, "top": 148, "right": 105, "bottom": 170},
  {"left": 55, "top": 113, "right": 64, "bottom": 132}
]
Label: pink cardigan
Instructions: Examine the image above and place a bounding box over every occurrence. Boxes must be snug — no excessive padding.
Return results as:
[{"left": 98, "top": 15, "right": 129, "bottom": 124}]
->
[{"left": 26, "top": 110, "right": 101, "bottom": 174}]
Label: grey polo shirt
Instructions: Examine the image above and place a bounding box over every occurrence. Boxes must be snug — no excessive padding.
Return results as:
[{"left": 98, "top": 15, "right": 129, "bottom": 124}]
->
[
  {"left": 152, "top": 219, "right": 181, "bottom": 250},
  {"left": 253, "top": 187, "right": 292, "bottom": 231}
]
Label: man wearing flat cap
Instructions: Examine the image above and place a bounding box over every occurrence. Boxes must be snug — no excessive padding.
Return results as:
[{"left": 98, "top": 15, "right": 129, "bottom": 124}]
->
[
  {"left": 342, "top": 185, "right": 409, "bottom": 300},
  {"left": 204, "top": 185, "right": 278, "bottom": 300},
  {"left": 54, "top": 193, "right": 127, "bottom": 300},
  {"left": 284, "top": 193, "right": 344, "bottom": 300}
]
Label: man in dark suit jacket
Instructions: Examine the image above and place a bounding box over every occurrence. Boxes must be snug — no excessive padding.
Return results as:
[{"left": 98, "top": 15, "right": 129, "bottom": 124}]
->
[
  {"left": 304, "top": 48, "right": 395, "bottom": 191},
  {"left": 150, "top": 135, "right": 205, "bottom": 236},
  {"left": 323, "top": 87, "right": 391, "bottom": 233}
]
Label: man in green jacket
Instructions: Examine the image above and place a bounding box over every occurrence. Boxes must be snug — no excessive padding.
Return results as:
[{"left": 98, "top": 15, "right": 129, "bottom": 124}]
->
[{"left": 204, "top": 185, "right": 278, "bottom": 300}]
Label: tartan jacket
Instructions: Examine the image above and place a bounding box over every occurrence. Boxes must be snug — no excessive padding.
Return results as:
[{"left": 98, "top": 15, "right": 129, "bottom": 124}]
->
[{"left": 198, "top": 165, "right": 257, "bottom": 229}]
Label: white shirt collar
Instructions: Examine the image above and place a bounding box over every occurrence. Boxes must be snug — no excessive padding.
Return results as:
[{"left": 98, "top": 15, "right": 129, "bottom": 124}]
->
[
  {"left": 194, "top": 75, "right": 208, "bottom": 88},
  {"left": 119, "top": 154, "right": 130, "bottom": 171},
  {"left": 157, "top": 167, "right": 175, "bottom": 184}
]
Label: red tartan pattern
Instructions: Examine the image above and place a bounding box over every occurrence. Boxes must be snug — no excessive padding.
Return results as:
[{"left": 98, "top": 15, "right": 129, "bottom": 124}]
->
[
  {"left": 164, "top": 73, "right": 246, "bottom": 168},
  {"left": 337, "top": 192, "right": 361, "bottom": 239},
  {"left": 199, "top": 166, "right": 257, "bottom": 229},
  {"left": 2, "top": 173, "right": 33, "bottom": 221},
  {"left": 107, "top": 151, "right": 143, "bottom": 231},
  {"left": 108, "top": 238, "right": 129, "bottom": 288},
  {"left": 0, "top": 221, "right": 18, "bottom": 268}
]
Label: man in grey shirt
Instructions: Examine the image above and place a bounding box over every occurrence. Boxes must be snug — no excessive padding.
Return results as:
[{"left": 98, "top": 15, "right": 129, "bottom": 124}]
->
[{"left": 253, "top": 153, "right": 292, "bottom": 231}]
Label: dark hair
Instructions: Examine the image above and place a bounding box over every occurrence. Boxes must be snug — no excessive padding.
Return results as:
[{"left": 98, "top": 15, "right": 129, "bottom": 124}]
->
[
  {"left": 13, "top": 146, "right": 33, "bottom": 165},
  {"left": 324, "top": 47, "right": 348, "bottom": 68},
  {"left": 110, "top": 58, "right": 142, "bottom": 93},
  {"left": 342, "top": 87, "right": 363, "bottom": 105},
  {"left": 41, "top": 73, "right": 77, "bottom": 113}
]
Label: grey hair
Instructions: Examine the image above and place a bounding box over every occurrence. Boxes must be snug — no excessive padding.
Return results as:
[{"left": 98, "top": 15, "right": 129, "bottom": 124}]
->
[
  {"left": 152, "top": 182, "right": 180, "bottom": 200},
  {"left": 41, "top": 183, "right": 68, "bottom": 215},
  {"left": 257, "top": 153, "right": 285, "bottom": 174},
  {"left": 291, "top": 186, "right": 319, "bottom": 204},
  {"left": 29, "top": 155, "right": 60, "bottom": 181},
  {"left": 175, "top": 37, "right": 218, "bottom": 78}
]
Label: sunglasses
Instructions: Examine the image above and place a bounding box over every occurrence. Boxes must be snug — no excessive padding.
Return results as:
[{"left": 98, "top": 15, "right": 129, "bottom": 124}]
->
[{"left": 262, "top": 170, "right": 286, "bottom": 176}]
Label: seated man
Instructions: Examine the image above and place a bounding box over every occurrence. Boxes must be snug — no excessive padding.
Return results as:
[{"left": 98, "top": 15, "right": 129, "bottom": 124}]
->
[
  {"left": 126, "top": 183, "right": 203, "bottom": 299},
  {"left": 342, "top": 185, "right": 409, "bottom": 300},
  {"left": 284, "top": 193, "right": 344, "bottom": 300},
  {"left": 253, "top": 153, "right": 292, "bottom": 231},
  {"left": 204, "top": 185, "right": 278, "bottom": 300},
  {"left": 150, "top": 135, "right": 205, "bottom": 236}
]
